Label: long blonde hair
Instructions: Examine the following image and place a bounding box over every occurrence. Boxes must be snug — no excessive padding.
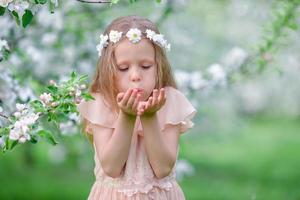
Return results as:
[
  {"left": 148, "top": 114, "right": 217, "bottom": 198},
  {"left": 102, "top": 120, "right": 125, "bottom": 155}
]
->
[{"left": 82, "top": 15, "right": 177, "bottom": 143}]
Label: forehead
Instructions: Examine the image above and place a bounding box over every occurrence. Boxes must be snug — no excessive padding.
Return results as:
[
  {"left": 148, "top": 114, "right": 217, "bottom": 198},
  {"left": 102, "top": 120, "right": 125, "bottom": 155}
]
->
[{"left": 114, "top": 38, "right": 155, "bottom": 64}]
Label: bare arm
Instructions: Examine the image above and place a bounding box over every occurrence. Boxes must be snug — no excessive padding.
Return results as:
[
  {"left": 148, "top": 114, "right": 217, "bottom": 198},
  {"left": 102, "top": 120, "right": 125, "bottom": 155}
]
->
[
  {"left": 141, "top": 113, "right": 180, "bottom": 179},
  {"left": 139, "top": 88, "right": 180, "bottom": 179},
  {"left": 92, "top": 111, "right": 136, "bottom": 178},
  {"left": 92, "top": 88, "right": 141, "bottom": 178}
]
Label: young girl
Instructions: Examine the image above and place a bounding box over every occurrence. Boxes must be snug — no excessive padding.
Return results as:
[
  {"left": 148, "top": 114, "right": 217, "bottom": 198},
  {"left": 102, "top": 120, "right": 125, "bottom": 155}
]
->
[{"left": 77, "top": 15, "right": 196, "bottom": 200}]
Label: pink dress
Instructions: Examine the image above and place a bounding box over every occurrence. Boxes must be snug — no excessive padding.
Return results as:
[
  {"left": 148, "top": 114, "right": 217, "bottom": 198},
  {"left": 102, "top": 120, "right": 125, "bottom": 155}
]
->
[{"left": 77, "top": 86, "right": 196, "bottom": 200}]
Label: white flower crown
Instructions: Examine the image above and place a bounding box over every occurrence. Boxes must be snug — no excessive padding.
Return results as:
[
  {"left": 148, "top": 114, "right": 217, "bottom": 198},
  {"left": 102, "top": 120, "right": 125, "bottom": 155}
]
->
[{"left": 96, "top": 28, "right": 171, "bottom": 57}]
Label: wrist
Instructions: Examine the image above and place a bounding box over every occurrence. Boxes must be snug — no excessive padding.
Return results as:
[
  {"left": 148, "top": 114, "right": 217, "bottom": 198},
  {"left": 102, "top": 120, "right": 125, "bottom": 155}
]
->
[
  {"left": 120, "top": 109, "right": 137, "bottom": 121},
  {"left": 140, "top": 112, "right": 157, "bottom": 119}
]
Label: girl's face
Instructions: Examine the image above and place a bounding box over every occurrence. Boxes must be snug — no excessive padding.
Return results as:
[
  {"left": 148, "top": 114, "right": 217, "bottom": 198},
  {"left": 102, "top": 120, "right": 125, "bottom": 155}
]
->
[{"left": 114, "top": 38, "right": 157, "bottom": 101}]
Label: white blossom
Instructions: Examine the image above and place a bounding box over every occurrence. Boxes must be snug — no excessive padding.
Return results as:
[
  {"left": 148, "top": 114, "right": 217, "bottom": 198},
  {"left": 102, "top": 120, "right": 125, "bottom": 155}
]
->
[
  {"left": 16, "top": 103, "right": 26, "bottom": 111},
  {"left": 79, "top": 84, "right": 86, "bottom": 89},
  {"left": 96, "top": 34, "right": 109, "bottom": 57},
  {"left": 7, "top": 0, "right": 30, "bottom": 17},
  {"left": 75, "top": 89, "right": 81, "bottom": 97},
  {"left": 175, "top": 159, "right": 195, "bottom": 181},
  {"left": 223, "top": 47, "right": 248, "bottom": 70},
  {"left": 145, "top": 29, "right": 156, "bottom": 40},
  {"left": 13, "top": 112, "right": 22, "bottom": 118},
  {"left": 9, "top": 122, "right": 31, "bottom": 143},
  {"left": 40, "top": 92, "right": 52, "bottom": 105},
  {"left": 0, "top": 106, "right": 3, "bottom": 113},
  {"left": 190, "top": 71, "right": 208, "bottom": 90},
  {"left": 109, "top": 30, "right": 122, "bottom": 43},
  {"left": 21, "top": 113, "right": 39, "bottom": 125},
  {"left": 126, "top": 28, "right": 142, "bottom": 43},
  {"left": 207, "top": 63, "right": 226, "bottom": 81},
  {"left": 0, "top": 0, "right": 13, "bottom": 8},
  {"left": 0, "top": 39, "right": 9, "bottom": 51}
]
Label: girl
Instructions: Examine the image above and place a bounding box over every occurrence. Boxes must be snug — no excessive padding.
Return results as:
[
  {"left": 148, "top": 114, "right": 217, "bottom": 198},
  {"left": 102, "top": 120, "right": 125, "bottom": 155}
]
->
[{"left": 78, "top": 15, "right": 196, "bottom": 200}]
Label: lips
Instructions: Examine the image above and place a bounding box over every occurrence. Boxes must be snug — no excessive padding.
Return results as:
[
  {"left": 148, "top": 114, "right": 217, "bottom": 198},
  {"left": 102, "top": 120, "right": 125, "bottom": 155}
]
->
[{"left": 134, "top": 88, "right": 144, "bottom": 93}]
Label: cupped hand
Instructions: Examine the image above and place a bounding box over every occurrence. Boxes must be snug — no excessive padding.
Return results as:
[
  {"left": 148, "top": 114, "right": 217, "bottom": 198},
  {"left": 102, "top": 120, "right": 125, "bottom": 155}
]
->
[
  {"left": 116, "top": 88, "right": 141, "bottom": 116},
  {"left": 138, "top": 88, "right": 166, "bottom": 117}
]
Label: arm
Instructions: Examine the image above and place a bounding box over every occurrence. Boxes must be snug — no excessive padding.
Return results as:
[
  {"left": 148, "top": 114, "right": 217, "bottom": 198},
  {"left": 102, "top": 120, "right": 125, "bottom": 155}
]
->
[
  {"left": 92, "top": 88, "right": 141, "bottom": 178},
  {"left": 141, "top": 114, "right": 180, "bottom": 179},
  {"left": 92, "top": 111, "right": 136, "bottom": 178}
]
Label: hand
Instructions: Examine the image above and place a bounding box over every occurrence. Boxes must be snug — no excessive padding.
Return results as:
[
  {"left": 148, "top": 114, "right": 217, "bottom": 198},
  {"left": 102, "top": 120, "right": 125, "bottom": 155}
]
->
[
  {"left": 117, "top": 88, "right": 141, "bottom": 116},
  {"left": 138, "top": 88, "right": 166, "bottom": 117}
]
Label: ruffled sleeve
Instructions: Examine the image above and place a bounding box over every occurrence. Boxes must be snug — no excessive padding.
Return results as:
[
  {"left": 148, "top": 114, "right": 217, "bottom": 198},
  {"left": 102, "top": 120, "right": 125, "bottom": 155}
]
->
[
  {"left": 77, "top": 92, "right": 117, "bottom": 134},
  {"left": 157, "top": 86, "right": 197, "bottom": 134}
]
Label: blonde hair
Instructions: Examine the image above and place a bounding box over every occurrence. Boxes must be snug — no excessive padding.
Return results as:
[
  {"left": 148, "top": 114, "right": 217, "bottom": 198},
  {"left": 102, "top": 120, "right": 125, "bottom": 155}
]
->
[{"left": 82, "top": 15, "right": 177, "bottom": 143}]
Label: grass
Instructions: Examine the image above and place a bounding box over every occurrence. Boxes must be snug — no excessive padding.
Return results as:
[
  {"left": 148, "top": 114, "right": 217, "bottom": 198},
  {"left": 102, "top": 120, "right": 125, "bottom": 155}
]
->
[
  {"left": 181, "top": 116, "right": 300, "bottom": 200},
  {"left": 0, "top": 115, "right": 299, "bottom": 200}
]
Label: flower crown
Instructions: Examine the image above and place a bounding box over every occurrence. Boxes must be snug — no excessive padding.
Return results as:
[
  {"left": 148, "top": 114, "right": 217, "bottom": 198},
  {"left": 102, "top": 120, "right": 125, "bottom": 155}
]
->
[{"left": 96, "top": 28, "right": 171, "bottom": 57}]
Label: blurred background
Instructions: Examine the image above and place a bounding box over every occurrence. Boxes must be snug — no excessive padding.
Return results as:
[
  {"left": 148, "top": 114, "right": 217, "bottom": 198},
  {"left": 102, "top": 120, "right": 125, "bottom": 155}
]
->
[{"left": 0, "top": 0, "right": 300, "bottom": 199}]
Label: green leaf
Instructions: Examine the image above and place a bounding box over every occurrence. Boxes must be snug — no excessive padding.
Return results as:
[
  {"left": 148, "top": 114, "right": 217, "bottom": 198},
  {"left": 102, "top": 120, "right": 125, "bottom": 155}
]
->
[
  {"left": 35, "top": 0, "right": 47, "bottom": 4},
  {"left": 0, "top": 6, "right": 5, "bottom": 16},
  {"left": 46, "top": 85, "right": 58, "bottom": 93},
  {"left": 8, "top": 140, "right": 18, "bottom": 150},
  {"left": 37, "top": 130, "right": 58, "bottom": 145},
  {"left": 22, "top": 9, "right": 34, "bottom": 28},
  {"left": 78, "top": 75, "right": 88, "bottom": 83},
  {"left": 30, "top": 100, "right": 45, "bottom": 112},
  {"left": 71, "top": 71, "right": 77, "bottom": 80},
  {"left": 156, "top": 0, "right": 161, "bottom": 2},
  {"left": 81, "top": 92, "right": 95, "bottom": 101},
  {"left": 49, "top": 0, "right": 55, "bottom": 13},
  {"left": 30, "top": 135, "right": 38, "bottom": 144},
  {"left": 12, "top": 11, "right": 20, "bottom": 26}
]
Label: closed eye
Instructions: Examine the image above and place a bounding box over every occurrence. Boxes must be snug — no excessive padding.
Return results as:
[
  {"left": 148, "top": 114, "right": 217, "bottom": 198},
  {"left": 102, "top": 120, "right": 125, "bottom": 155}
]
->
[
  {"left": 118, "top": 68, "right": 128, "bottom": 71},
  {"left": 141, "top": 65, "right": 152, "bottom": 69}
]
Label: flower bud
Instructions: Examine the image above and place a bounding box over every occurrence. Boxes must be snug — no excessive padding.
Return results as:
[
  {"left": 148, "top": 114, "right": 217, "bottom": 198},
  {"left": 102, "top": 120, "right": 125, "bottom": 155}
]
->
[{"left": 80, "top": 84, "right": 86, "bottom": 90}]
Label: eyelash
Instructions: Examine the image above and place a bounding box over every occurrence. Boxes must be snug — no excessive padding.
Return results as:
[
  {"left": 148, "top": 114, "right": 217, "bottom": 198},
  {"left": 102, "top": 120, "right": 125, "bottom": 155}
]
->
[{"left": 118, "top": 65, "right": 152, "bottom": 71}]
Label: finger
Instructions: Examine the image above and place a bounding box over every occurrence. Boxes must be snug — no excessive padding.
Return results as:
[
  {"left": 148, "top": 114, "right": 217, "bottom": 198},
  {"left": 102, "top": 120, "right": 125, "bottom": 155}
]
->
[
  {"left": 158, "top": 88, "right": 165, "bottom": 102},
  {"left": 132, "top": 93, "right": 141, "bottom": 111},
  {"left": 117, "top": 93, "right": 125, "bottom": 102},
  {"left": 121, "top": 88, "right": 133, "bottom": 106},
  {"left": 152, "top": 89, "right": 158, "bottom": 105},
  {"left": 127, "top": 89, "right": 137, "bottom": 108},
  {"left": 147, "top": 97, "right": 153, "bottom": 108}
]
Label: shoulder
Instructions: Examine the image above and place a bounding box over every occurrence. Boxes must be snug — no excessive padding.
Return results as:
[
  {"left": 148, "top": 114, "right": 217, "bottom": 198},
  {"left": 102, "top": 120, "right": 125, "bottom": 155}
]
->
[{"left": 77, "top": 92, "right": 117, "bottom": 129}]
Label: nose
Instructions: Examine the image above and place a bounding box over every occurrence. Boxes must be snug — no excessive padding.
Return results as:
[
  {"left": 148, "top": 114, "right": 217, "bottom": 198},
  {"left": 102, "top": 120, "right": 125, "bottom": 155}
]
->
[{"left": 130, "top": 67, "right": 141, "bottom": 82}]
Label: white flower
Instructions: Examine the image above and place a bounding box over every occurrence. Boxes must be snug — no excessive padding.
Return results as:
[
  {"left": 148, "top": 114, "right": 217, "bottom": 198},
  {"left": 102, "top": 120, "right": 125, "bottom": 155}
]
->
[
  {"left": 16, "top": 103, "right": 26, "bottom": 111},
  {"left": 223, "top": 47, "right": 248, "bottom": 70},
  {"left": 96, "top": 34, "right": 108, "bottom": 57},
  {"left": 0, "top": 39, "right": 9, "bottom": 51},
  {"left": 109, "top": 30, "right": 122, "bottom": 43},
  {"left": 7, "top": 1, "right": 29, "bottom": 17},
  {"left": 13, "top": 112, "right": 22, "bottom": 118},
  {"left": 207, "top": 63, "right": 226, "bottom": 81},
  {"left": 126, "top": 28, "right": 142, "bottom": 43},
  {"left": 0, "top": 137, "right": 5, "bottom": 148},
  {"left": 9, "top": 123, "right": 31, "bottom": 143},
  {"left": 75, "top": 89, "right": 81, "bottom": 97},
  {"left": 151, "top": 33, "right": 171, "bottom": 51},
  {"left": 0, "top": 106, "right": 3, "bottom": 113},
  {"left": 22, "top": 113, "right": 39, "bottom": 125},
  {"left": 0, "top": 0, "right": 13, "bottom": 7},
  {"left": 79, "top": 84, "right": 86, "bottom": 89},
  {"left": 40, "top": 93, "right": 52, "bottom": 105},
  {"left": 146, "top": 29, "right": 156, "bottom": 40}
]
